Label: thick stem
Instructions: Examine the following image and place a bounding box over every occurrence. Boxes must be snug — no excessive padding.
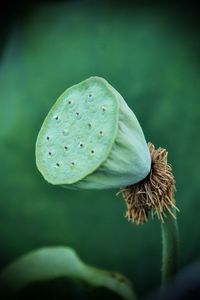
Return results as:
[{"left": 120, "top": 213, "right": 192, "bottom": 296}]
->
[{"left": 161, "top": 210, "right": 179, "bottom": 285}]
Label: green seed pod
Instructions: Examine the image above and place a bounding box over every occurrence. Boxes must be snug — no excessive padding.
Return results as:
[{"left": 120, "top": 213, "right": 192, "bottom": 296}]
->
[{"left": 36, "top": 76, "right": 151, "bottom": 189}]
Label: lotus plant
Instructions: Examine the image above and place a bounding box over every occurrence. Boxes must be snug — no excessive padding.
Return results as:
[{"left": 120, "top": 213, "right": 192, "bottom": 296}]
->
[{"left": 36, "top": 76, "right": 179, "bottom": 290}]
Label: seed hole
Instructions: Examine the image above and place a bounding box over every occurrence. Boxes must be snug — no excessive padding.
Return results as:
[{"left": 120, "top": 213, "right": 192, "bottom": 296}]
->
[
  {"left": 88, "top": 93, "right": 93, "bottom": 102},
  {"left": 102, "top": 106, "right": 107, "bottom": 112},
  {"left": 56, "top": 163, "right": 60, "bottom": 167},
  {"left": 79, "top": 143, "right": 84, "bottom": 148},
  {"left": 76, "top": 112, "right": 81, "bottom": 119},
  {"left": 53, "top": 115, "right": 59, "bottom": 120},
  {"left": 99, "top": 130, "right": 103, "bottom": 135},
  {"left": 68, "top": 100, "right": 72, "bottom": 104},
  {"left": 91, "top": 150, "right": 95, "bottom": 154},
  {"left": 64, "top": 146, "right": 68, "bottom": 150},
  {"left": 88, "top": 123, "right": 92, "bottom": 128},
  {"left": 46, "top": 136, "right": 50, "bottom": 141},
  {"left": 48, "top": 152, "right": 52, "bottom": 156},
  {"left": 71, "top": 161, "right": 75, "bottom": 166}
]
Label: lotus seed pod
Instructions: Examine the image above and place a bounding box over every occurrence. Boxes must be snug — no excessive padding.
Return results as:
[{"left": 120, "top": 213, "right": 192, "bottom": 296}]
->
[{"left": 36, "top": 76, "right": 151, "bottom": 189}]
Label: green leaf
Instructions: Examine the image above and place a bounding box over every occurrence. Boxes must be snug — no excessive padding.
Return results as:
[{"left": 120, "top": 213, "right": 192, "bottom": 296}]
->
[{"left": 0, "top": 246, "right": 136, "bottom": 300}]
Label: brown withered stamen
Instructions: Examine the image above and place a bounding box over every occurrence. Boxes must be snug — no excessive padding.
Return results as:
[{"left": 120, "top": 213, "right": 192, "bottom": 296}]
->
[{"left": 118, "top": 143, "right": 178, "bottom": 225}]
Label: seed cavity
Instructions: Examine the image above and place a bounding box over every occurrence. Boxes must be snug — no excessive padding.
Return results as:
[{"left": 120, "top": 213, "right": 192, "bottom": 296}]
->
[
  {"left": 46, "top": 136, "right": 50, "bottom": 141},
  {"left": 99, "top": 130, "right": 104, "bottom": 136},
  {"left": 68, "top": 100, "right": 72, "bottom": 104},
  {"left": 48, "top": 151, "right": 52, "bottom": 156},
  {"left": 102, "top": 106, "right": 107, "bottom": 112},
  {"left": 90, "top": 149, "right": 95, "bottom": 154},
  {"left": 56, "top": 163, "right": 60, "bottom": 167},
  {"left": 88, "top": 93, "right": 93, "bottom": 102},
  {"left": 79, "top": 143, "right": 84, "bottom": 148},
  {"left": 71, "top": 161, "right": 76, "bottom": 166},
  {"left": 88, "top": 123, "right": 92, "bottom": 128},
  {"left": 53, "top": 115, "right": 59, "bottom": 120},
  {"left": 64, "top": 146, "right": 68, "bottom": 150},
  {"left": 76, "top": 112, "right": 81, "bottom": 119}
]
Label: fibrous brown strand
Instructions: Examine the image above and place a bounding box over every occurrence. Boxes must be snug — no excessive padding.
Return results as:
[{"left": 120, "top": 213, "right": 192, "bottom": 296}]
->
[{"left": 118, "top": 143, "right": 178, "bottom": 225}]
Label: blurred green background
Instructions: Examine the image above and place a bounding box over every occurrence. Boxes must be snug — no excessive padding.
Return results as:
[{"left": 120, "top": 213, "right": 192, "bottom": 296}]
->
[{"left": 0, "top": 0, "right": 200, "bottom": 297}]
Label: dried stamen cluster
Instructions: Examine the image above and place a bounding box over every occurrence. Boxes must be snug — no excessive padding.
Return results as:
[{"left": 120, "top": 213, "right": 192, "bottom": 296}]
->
[{"left": 119, "top": 143, "right": 178, "bottom": 225}]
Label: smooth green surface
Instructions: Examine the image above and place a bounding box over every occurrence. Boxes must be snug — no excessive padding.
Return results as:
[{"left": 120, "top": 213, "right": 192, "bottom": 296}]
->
[
  {"left": 36, "top": 76, "right": 119, "bottom": 185},
  {"left": 0, "top": 246, "right": 136, "bottom": 300},
  {"left": 161, "top": 211, "right": 179, "bottom": 285},
  {"left": 0, "top": 1, "right": 200, "bottom": 297}
]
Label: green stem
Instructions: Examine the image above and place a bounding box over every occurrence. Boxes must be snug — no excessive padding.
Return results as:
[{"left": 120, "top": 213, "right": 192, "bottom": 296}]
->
[{"left": 161, "top": 210, "right": 179, "bottom": 285}]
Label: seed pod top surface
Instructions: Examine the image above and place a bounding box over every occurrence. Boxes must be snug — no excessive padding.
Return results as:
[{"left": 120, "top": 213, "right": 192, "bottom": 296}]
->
[{"left": 36, "top": 77, "right": 119, "bottom": 185}]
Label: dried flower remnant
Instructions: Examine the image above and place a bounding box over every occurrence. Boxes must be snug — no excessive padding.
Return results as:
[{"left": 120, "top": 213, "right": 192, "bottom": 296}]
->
[{"left": 118, "top": 143, "right": 178, "bottom": 225}]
